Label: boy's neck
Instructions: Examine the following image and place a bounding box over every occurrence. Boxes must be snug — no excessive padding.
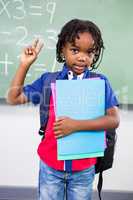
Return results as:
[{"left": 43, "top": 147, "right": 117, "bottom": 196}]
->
[{"left": 68, "top": 70, "right": 84, "bottom": 80}]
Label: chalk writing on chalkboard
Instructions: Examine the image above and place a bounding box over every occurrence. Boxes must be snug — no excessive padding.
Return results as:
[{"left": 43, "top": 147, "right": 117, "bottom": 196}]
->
[
  {"left": 0, "top": 0, "right": 59, "bottom": 97},
  {"left": 0, "top": 0, "right": 56, "bottom": 22},
  {"left": 0, "top": 0, "right": 132, "bottom": 104}
]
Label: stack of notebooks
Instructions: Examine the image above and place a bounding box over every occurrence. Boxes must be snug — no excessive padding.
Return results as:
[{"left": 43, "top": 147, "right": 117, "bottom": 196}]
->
[{"left": 51, "top": 79, "right": 106, "bottom": 160}]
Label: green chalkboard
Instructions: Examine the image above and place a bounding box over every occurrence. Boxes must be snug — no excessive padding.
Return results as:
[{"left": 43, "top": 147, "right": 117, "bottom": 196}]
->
[{"left": 0, "top": 0, "right": 133, "bottom": 104}]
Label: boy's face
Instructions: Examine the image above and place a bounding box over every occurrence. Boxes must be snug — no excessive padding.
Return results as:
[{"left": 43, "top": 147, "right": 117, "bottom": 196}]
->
[{"left": 62, "top": 32, "right": 96, "bottom": 75}]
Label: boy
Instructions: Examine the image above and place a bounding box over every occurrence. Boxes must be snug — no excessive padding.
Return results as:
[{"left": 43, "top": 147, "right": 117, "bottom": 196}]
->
[{"left": 7, "top": 19, "right": 119, "bottom": 200}]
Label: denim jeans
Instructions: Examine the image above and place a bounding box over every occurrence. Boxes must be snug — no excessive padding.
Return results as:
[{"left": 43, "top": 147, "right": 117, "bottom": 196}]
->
[{"left": 38, "top": 160, "right": 95, "bottom": 200}]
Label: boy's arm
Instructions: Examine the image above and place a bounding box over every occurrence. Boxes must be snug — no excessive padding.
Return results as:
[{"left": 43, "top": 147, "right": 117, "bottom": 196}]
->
[
  {"left": 72, "top": 106, "right": 120, "bottom": 131},
  {"left": 7, "top": 39, "right": 43, "bottom": 105},
  {"left": 53, "top": 106, "right": 120, "bottom": 138}
]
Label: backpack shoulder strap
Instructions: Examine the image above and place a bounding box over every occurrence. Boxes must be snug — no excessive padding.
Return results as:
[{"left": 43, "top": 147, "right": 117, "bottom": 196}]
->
[
  {"left": 97, "top": 172, "right": 103, "bottom": 200},
  {"left": 39, "top": 71, "right": 60, "bottom": 137},
  {"left": 42, "top": 71, "right": 60, "bottom": 110}
]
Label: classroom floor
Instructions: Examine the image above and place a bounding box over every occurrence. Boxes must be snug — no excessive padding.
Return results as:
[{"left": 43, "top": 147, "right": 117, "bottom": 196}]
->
[{"left": 0, "top": 189, "right": 133, "bottom": 200}]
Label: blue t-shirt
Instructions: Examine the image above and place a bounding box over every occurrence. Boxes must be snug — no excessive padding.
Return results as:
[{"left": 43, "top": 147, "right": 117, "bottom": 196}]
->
[{"left": 23, "top": 65, "right": 119, "bottom": 110}]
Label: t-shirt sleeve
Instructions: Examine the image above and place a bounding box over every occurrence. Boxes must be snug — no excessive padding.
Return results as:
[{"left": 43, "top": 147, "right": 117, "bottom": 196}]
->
[
  {"left": 104, "top": 77, "right": 119, "bottom": 110},
  {"left": 23, "top": 73, "right": 47, "bottom": 105}
]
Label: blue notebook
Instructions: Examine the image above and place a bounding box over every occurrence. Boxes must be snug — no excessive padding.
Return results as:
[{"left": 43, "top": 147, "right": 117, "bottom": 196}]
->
[{"left": 55, "top": 79, "right": 105, "bottom": 160}]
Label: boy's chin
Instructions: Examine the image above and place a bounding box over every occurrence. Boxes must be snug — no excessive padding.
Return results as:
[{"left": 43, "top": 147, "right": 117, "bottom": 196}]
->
[
  {"left": 72, "top": 68, "right": 85, "bottom": 75},
  {"left": 67, "top": 65, "right": 88, "bottom": 75}
]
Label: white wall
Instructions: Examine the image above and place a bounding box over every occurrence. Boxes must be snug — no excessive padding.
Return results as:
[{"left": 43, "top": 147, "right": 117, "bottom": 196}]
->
[{"left": 0, "top": 105, "right": 133, "bottom": 191}]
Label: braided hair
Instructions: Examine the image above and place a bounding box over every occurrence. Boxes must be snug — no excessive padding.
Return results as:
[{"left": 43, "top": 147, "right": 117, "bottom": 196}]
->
[{"left": 56, "top": 19, "right": 104, "bottom": 70}]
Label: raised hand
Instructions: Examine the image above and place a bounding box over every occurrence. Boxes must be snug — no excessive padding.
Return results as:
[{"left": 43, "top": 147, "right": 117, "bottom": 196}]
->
[
  {"left": 7, "top": 39, "right": 44, "bottom": 104},
  {"left": 20, "top": 39, "right": 44, "bottom": 67}
]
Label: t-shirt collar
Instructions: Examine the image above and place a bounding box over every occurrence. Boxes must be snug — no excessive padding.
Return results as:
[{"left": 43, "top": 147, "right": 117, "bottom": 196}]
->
[
  {"left": 60, "top": 63, "right": 90, "bottom": 79},
  {"left": 68, "top": 70, "right": 84, "bottom": 80}
]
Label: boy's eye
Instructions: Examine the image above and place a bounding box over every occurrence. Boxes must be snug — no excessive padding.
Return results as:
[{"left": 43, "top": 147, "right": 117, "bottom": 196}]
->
[
  {"left": 87, "top": 48, "right": 96, "bottom": 54},
  {"left": 70, "top": 48, "right": 79, "bottom": 54},
  {"left": 87, "top": 50, "right": 95, "bottom": 57}
]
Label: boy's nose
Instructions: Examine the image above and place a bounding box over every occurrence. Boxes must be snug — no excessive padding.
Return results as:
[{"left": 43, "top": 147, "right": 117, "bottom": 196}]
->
[{"left": 77, "top": 55, "right": 86, "bottom": 62}]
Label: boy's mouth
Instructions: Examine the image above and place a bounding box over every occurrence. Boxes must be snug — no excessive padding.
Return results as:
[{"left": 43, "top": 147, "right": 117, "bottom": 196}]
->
[
  {"left": 73, "top": 64, "right": 87, "bottom": 71},
  {"left": 72, "top": 65, "right": 86, "bottom": 75}
]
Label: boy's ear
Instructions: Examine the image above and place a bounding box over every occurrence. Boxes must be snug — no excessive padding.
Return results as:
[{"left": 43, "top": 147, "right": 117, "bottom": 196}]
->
[
  {"left": 61, "top": 54, "right": 65, "bottom": 61},
  {"left": 60, "top": 50, "right": 65, "bottom": 61}
]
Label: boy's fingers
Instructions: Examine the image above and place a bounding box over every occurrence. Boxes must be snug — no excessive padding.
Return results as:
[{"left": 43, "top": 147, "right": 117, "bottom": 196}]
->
[
  {"left": 53, "top": 126, "right": 59, "bottom": 131},
  {"left": 24, "top": 46, "right": 35, "bottom": 55},
  {"left": 24, "top": 47, "right": 32, "bottom": 55},
  {"left": 56, "top": 134, "right": 63, "bottom": 139},
  {"left": 53, "top": 121, "right": 62, "bottom": 126},
  {"left": 32, "top": 38, "right": 39, "bottom": 48},
  {"left": 31, "top": 39, "right": 44, "bottom": 55},
  {"left": 54, "top": 131, "right": 64, "bottom": 139},
  {"left": 35, "top": 40, "right": 44, "bottom": 55},
  {"left": 54, "top": 130, "right": 61, "bottom": 134},
  {"left": 56, "top": 116, "right": 67, "bottom": 121}
]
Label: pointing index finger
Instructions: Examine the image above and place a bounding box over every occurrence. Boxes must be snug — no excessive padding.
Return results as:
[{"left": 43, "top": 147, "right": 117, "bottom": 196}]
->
[
  {"left": 32, "top": 38, "right": 39, "bottom": 48},
  {"left": 35, "top": 39, "right": 44, "bottom": 55},
  {"left": 31, "top": 39, "right": 44, "bottom": 55}
]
